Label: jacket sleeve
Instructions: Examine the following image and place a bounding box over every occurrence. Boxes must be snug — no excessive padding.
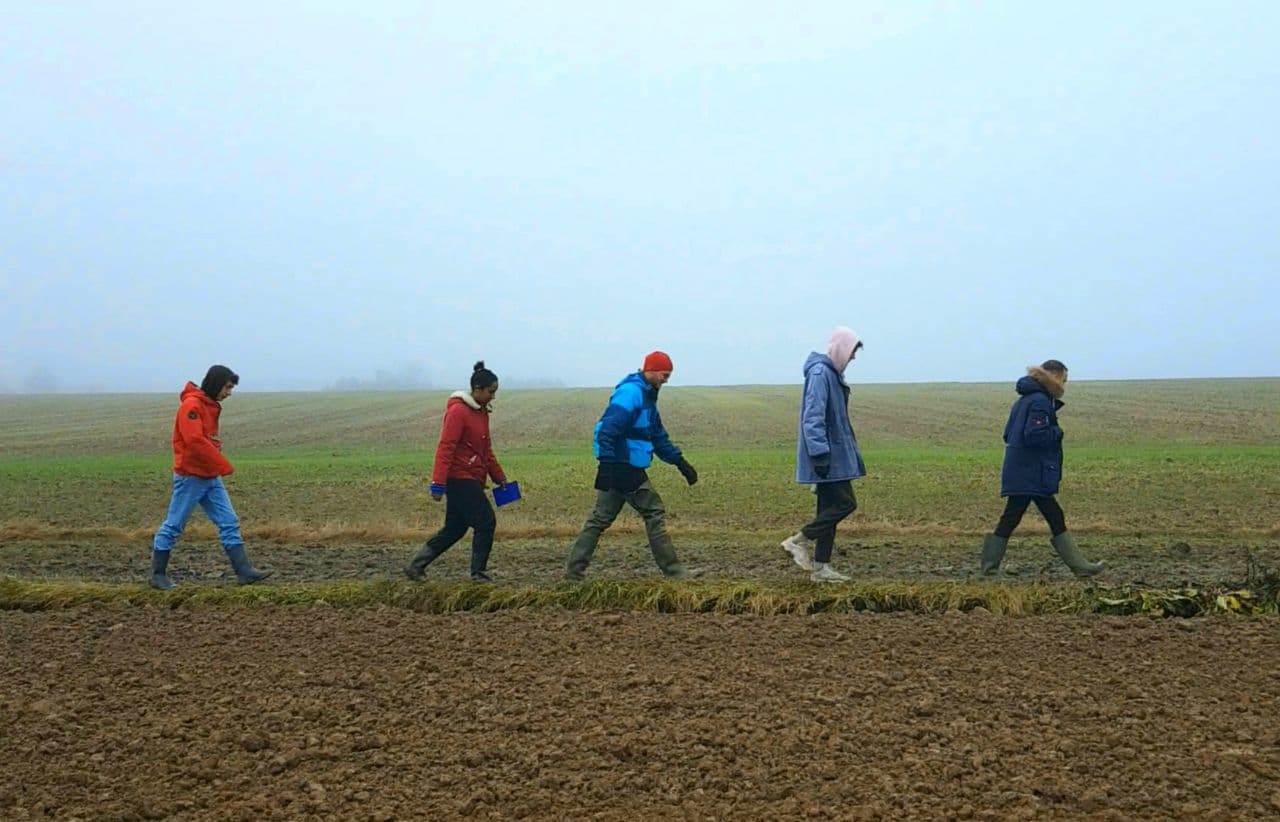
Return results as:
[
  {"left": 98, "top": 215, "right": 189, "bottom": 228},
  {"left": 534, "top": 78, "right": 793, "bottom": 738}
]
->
[
  {"left": 177, "top": 402, "right": 233, "bottom": 476},
  {"left": 650, "top": 408, "right": 683, "bottom": 464},
  {"left": 1022, "top": 394, "right": 1063, "bottom": 449},
  {"left": 431, "top": 404, "right": 465, "bottom": 486},
  {"left": 594, "top": 384, "right": 641, "bottom": 463},
  {"left": 799, "top": 369, "right": 831, "bottom": 459}
]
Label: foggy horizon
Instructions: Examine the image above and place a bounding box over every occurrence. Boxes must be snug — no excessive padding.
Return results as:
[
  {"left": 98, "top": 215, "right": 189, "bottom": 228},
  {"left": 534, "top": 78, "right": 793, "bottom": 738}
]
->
[
  {"left": 3, "top": 2, "right": 1277, "bottom": 394},
  {"left": 2, "top": 372, "right": 1275, "bottom": 397}
]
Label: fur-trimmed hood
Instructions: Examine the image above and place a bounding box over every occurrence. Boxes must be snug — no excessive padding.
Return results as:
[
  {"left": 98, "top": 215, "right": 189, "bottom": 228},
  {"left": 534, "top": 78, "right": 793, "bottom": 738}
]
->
[
  {"left": 1018, "top": 366, "right": 1065, "bottom": 399},
  {"left": 449, "top": 389, "right": 492, "bottom": 412}
]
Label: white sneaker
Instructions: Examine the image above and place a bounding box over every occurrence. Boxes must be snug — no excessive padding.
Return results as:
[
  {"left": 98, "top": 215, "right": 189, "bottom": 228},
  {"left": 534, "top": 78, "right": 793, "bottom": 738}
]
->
[
  {"left": 781, "top": 533, "right": 815, "bottom": 571},
  {"left": 810, "top": 562, "right": 849, "bottom": 583}
]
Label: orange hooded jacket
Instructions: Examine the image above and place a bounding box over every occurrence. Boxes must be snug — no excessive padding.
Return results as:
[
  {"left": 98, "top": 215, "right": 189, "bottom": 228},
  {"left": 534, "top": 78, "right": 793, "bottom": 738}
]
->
[{"left": 171, "top": 382, "right": 234, "bottom": 478}]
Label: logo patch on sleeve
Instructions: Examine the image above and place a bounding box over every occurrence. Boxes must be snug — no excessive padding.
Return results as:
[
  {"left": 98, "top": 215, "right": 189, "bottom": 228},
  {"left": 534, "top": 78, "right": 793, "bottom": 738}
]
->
[{"left": 187, "top": 411, "right": 199, "bottom": 420}]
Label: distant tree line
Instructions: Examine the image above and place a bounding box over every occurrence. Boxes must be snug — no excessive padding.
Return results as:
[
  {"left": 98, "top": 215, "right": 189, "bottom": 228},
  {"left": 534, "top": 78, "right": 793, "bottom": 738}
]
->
[
  {"left": 0, "top": 365, "right": 63, "bottom": 394},
  {"left": 326, "top": 365, "right": 565, "bottom": 392},
  {"left": 327, "top": 367, "right": 436, "bottom": 392}
]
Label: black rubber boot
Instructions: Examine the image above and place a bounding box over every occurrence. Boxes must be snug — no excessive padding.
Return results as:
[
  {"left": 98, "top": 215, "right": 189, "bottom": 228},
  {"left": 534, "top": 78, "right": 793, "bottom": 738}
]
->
[
  {"left": 149, "top": 549, "right": 175, "bottom": 590},
  {"left": 405, "top": 544, "right": 442, "bottom": 581},
  {"left": 469, "top": 538, "right": 493, "bottom": 582},
  {"left": 409, "top": 540, "right": 455, "bottom": 578},
  {"left": 225, "top": 545, "right": 272, "bottom": 585}
]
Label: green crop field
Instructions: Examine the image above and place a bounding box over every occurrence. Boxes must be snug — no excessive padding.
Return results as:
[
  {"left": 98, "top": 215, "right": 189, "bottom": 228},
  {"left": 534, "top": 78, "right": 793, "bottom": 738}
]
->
[{"left": 1, "top": 378, "right": 1278, "bottom": 614}]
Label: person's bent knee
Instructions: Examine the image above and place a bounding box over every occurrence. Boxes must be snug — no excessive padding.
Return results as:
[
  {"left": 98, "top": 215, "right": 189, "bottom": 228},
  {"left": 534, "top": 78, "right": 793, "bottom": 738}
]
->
[{"left": 585, "top": 513, "right": 617, "bottom": 531}]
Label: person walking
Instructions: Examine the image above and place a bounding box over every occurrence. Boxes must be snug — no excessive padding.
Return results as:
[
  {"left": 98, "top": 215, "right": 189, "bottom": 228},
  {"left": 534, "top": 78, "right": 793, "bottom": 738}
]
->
[
  {"left": 406, "top": 361, "right": 509, "bottom": 582},
  {"left": 781, "top": 327, "right": 866, "bottom": 582},
  {"left": 565, "top": 351, "right": 698, "bottom": 580},
  {"left": 979, "top": 360, "right": 1103, "bottom": 578},
  {"left": 149, "top": 365, "right": 271, "bottom": 589}
]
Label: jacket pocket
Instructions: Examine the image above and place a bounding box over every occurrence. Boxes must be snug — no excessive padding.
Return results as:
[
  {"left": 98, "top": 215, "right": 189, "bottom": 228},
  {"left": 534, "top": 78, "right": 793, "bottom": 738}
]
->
[
  {"left": 1042, "top": 462, "right": 1060, "bottom": 488},
  {"left": 627, "top": 438, "right": 655, "bottom": 468}
]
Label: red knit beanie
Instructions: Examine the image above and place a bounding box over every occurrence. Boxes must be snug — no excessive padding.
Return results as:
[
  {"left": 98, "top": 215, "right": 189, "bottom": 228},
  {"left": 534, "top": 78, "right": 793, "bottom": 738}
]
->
[{"left": 642, "top": 351, "right": 674, "bottom": 372}]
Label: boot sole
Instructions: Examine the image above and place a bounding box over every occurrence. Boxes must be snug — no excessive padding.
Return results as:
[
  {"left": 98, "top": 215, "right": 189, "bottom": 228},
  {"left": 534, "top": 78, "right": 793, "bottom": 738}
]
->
[{"left": 237, "top": 572, "right": 273, "bottom": 586}]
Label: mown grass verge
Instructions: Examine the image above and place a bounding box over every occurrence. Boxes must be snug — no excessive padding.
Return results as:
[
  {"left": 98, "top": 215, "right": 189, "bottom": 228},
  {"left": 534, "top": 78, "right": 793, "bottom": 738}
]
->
[{"left": 1, "top": 577, "right": 1275, "bottom": 617}]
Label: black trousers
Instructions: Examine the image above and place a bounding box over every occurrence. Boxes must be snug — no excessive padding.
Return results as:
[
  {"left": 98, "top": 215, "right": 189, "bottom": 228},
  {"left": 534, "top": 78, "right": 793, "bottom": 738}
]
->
[
  {"left": 800, "top": 480, "right": 858, "bottom": 563},
  {"left": 994, "top": 494, "right": 1067, "bottom": 538},
  {"left": 422, "top": 479, "right": 496, "bottom": 574}
]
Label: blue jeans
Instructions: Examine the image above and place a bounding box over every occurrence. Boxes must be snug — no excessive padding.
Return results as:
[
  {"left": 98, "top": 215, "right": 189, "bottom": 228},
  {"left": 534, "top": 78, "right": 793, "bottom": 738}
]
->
[{"left": 152, "top": 474, "right": 243, "bottom": 552}]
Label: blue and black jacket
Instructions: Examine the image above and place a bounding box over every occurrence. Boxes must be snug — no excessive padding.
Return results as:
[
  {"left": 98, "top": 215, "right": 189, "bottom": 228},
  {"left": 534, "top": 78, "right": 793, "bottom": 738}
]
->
[{"left": 593, "top": 371, "right": 683, "bottom": 468}]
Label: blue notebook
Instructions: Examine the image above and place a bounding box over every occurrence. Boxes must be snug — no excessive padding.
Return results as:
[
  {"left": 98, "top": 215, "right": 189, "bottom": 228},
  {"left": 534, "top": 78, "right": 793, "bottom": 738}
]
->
[{"left": 492, "top": 481, "right": 522, "bottom": 507}]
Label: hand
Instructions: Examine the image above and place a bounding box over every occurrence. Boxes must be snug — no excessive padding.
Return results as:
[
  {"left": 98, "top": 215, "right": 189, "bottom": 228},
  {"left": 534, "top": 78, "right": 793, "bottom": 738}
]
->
[
  {"left": 812, "top": 454, "right": 830, "bottom": 479},
  {"left": 1053, "top": 399, "right": 1065, "bottom": 411},
  {"left": 493, "top": 477, "right": 508, "bottom": 490},
  {"left": 677, "top": 458, "right": 698, "bottom": 486}
]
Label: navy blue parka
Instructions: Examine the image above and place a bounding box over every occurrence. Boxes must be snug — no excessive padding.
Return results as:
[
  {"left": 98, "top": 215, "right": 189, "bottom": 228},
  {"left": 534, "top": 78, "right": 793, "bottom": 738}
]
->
[{"left": 1000, "top": 369, "right": 1066, "bottom": 497}]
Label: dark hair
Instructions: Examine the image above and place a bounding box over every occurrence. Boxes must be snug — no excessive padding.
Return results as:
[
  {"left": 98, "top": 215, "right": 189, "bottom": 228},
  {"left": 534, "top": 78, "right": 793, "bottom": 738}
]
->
[
  {"left": 470, "top": 360, "right": 498, "bottom": 389},
  {"left": 200, "top": 365, "right": 239, "bottom": 399},
  {"left": 1040, "top": 359, "right": 1068, "bottom": 375}
]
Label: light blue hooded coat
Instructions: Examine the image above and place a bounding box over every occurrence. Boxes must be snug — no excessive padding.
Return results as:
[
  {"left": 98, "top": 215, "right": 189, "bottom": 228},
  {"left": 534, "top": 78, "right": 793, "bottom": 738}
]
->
[{"left": 795, "top": 330, "right": 866, "bottom": 484}]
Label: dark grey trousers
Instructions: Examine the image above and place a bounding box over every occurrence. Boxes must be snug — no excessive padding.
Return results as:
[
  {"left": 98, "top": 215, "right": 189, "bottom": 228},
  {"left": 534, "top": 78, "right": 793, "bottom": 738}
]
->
[{"left": 566, "top": 481, "right": 681, "bottom": 574}]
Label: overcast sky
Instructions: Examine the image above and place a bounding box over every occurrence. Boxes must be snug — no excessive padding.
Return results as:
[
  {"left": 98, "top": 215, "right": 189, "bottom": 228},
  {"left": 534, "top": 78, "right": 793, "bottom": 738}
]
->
[{"left": 2, "top": 1, "right": 1277, "bottom": 392}]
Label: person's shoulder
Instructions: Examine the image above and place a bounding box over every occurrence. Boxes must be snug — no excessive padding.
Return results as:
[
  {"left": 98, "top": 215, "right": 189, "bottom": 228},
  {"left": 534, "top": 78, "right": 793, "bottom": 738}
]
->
[
  {"left": 805, "top": 362, "right": 834, "bottom": 383},
  {"left": 1017, "top": 392, "right": 1052, "bottom": 415},
  {"left": 612, "top": 379, "right": 645, "bottom": 404}
]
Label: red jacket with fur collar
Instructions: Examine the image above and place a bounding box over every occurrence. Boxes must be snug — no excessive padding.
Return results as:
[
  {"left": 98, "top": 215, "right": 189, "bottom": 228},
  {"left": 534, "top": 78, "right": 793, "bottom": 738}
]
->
[{"left": 431, "top": 391, "right": 505, "bottom": 486}]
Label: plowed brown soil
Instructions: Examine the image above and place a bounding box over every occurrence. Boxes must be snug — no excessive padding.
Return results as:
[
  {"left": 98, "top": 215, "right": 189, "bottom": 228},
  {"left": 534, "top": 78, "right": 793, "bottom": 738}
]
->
[{"left": 3, "top": 609, "right": 1279, "bottom": 820}]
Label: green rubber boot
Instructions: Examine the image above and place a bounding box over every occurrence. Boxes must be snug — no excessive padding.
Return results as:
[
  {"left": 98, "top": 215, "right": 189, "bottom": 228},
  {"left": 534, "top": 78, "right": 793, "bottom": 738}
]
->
[
  {"left": 1050, "top": 532, "right": 1104, "bottom": 578},
  {"left": 149, "top": 549, "right": 175, "bottom": 590},
  {"left": 979, "top": 535, "right": 1009, "bottom": 576}
]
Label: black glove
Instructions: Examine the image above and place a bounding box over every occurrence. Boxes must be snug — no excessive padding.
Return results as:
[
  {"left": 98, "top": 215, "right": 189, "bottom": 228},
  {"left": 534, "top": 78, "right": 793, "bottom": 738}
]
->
[
  {"left": 1053, "top": 399, "right": 1065, "bottom": 411},
  {"left": 493, "top": 476, "right": 508, "bottom": 490},
  {"left": 812, "top": 454, "right": 830, "bottom": 479},
  {"left": 676, "top": 458, "right": 698, "bottom": 486}
]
